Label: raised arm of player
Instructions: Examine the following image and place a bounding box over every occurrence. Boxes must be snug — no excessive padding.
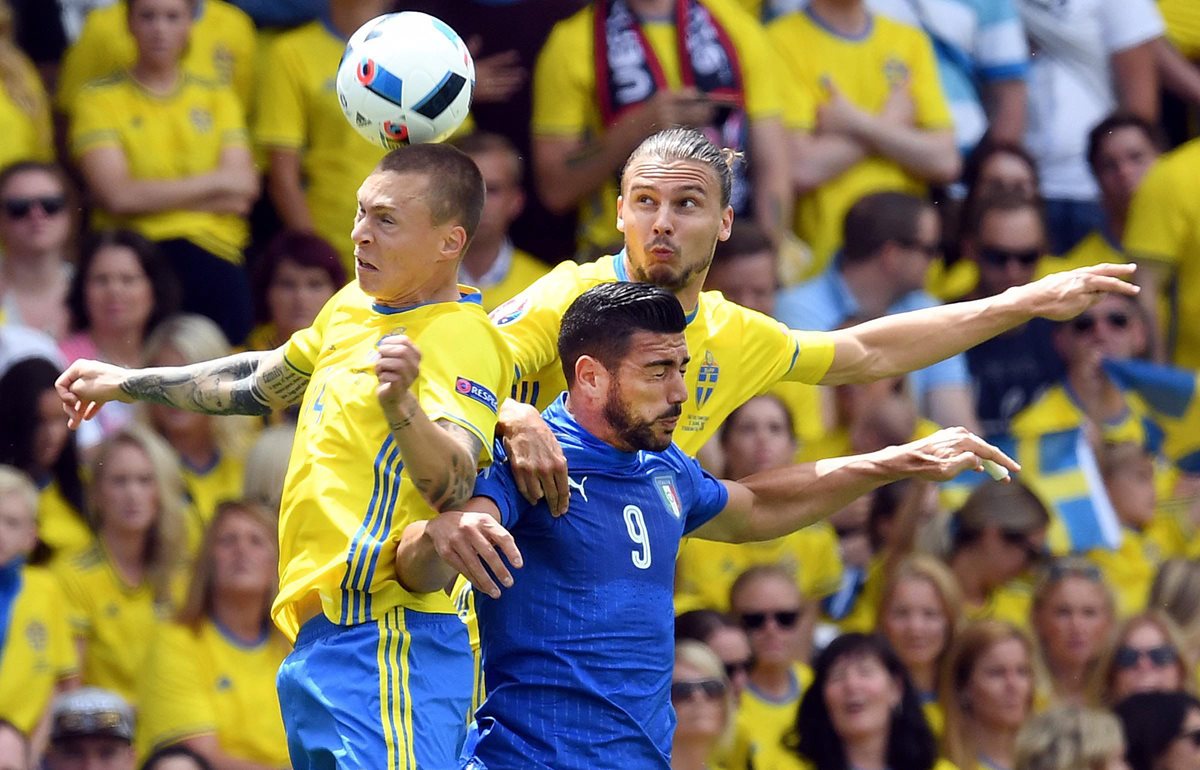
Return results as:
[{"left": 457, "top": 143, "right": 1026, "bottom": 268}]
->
[
  {"left": 395, "top": 500, "right": 522, "bottom": 600},
  {"left": 689, "top": 427, "right": 1017, "bottom": 544},
  {"left": 818, "top": 263, "right": 1139, "bottom": 385},
  {"left": 55, "top": 346, "right": 308, "bottom": 428}
]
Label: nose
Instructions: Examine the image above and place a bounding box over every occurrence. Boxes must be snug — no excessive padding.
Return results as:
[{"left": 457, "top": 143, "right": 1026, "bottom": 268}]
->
[
  {"left": 652, "top": 203, "right": 674, "bottom": 236},
  {"left": 351, "top": 216, "right": 370, "bottom": 245},
  {"left": 667, "top": 370, "right": 688, "bottom": 405}
]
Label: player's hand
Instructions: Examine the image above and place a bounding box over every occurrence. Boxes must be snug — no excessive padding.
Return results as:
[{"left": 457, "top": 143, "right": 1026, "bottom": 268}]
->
[
  {"left": 375, "top": 335, "right": 422, "bottom": 424},
  {"left": 499, "top": 400, "right": 570, "bottom": 516},
  {"left": 55, "top": 359, "right": 131, "bottom": 430},
  {"left": 425, "top": 510, "right": 523, "bottom": 599},
  {"left": 882, "top": 426, "right": 1020, "bottom": 482},
  {"left": 1010, "top": 263, "right": 1139, "bottom": 321}
]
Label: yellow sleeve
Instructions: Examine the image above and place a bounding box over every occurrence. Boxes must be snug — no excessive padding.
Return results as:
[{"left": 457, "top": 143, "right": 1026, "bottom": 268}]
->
[
  {"left": 213, "top": 85, "right": 250, "bottom": 149},
  {"left": 778, "top": 330, "right": 837, "bottom": 385},
  {"left": 137, "top": 624, "right": 215, "bottom": 753},
  {"left": 906, "top": 28, "right": 953, "bottom": 130},
  {"left": 253, "top": 34, "right": 307, "bottom": 151},
  {"left": 69, "top": 85, "right": 122, "bottom": 157},
  {"left": 492, "top": 261, "right": 586, "bottom": 380},
  {"left": 414, "top": 313, "right": 514, "bottom": 464},
  {"left": 55, "top": 8, "right": 124, "bottom": 113},
  {"left": 282, "top": 285, "right": 346, "bottom": 375},
  {"left": 531, "top": 13, "right": 592, "bottom": 136},
  {"left": 1124, "top": 155, "right": 1185, "bottom": 268}
]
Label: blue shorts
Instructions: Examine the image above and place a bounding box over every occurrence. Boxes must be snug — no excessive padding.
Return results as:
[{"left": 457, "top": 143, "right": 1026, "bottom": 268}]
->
[{"left": 277, "top": 608, "right": 474, "bottom": 770}]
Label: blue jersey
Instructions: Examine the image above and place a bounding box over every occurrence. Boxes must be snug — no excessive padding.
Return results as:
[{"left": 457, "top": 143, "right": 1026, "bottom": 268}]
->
[{"left": 463, "top": 395, "right": 729, "bottom": 770}]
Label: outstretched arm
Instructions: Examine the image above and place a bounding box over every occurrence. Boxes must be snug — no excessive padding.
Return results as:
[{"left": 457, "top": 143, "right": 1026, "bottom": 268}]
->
[
  {"left": 690, "top": 427, "right": 1017, "bottom": 543},
  {"left": 56, "top": 347, "right": 308, "bottom": 428},
  {"left": 819, "top": 263, "right": 1139, "bottom": 385}
]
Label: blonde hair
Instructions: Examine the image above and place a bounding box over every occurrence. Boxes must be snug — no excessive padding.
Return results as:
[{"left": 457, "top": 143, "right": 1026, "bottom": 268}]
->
[
  {"left": 941, "top": 620, "right": 1036, "bottom": 770},
  {"left": 1014, "top": 706, "right": 1124, "bottom": 770},
  {"left": 0, "top": 1, "right": 50, "bottom": 124},
  {"left": 88, "top": 424, "right": 186, "bottom": 603},
  {"left": 674, "top": 640, "right": 736, "bottom": 751},
  {"left": 141, "top": 314, "right": 257, "bottom": 458},
  {"left": 1150, "top": 559, "right": 1200, "bottom": 644},
  {"left": 1090, "top": 610, "right": 1193, "bottom": 706},
  {"left": 878, "top": 555, "right": 964, "bottom": 689},
  {"left": 176, "top": 500, "right": 278, "bottom": 631},
  {"left": 241, "top": 425, "right": 295, "bottom": 514},
  {"left": 0, "top": 464, "right": 38, "bottom": 517},
  {"left": 1031, "top": 558, "right": 1116, "bottom": 705}
]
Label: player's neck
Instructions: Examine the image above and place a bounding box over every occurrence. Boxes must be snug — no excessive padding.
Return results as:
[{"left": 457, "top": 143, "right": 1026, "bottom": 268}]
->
[
  {"left": 331, "top": 0, "right": 392, "bottom": 38},
  {"left": 212, "top": 594, "right": 267, "bottom": 645},
  {"left": 564, "top": 394, "right": 637, "bottom": 453},
  {"left": 372, "top": 273, "right": 462, "bottom": 310},
  {"left": 807, "top": 0, "right": 871, "bottom": 37}
]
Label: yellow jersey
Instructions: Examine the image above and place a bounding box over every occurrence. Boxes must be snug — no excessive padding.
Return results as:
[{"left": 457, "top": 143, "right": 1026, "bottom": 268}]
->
[
  {"left": 56, "top": 0, "right": 257, "bottom": 115},
  {"left": 1160, "top": 0, "right": 1200, "bottom": 58},
  {"left": 1124, "top": 139, "right": 1200, "bottom": 368},
  {"left": 778, "top": 756, "right": 958, "bottom": 770},
  {"left": 273, "top": 283, "right": 513, "bottom": 641},
  {"left": 675, "top": 523, "right": 843, "bottom": 612},
  {"left": 137, "top": 620, "right": 290, "bottom": 766},
  {"left": 0, "top": 52, "right": 53, "bottom": 169},
  {"left": 69, "top": 72, "right": 251, "bottom": 265},
  {"left": 465, "top": 246, "right": 552, "bottom": 314},
  {"left": 965, "top": 580, "right": 1033, "bottom": 632},
  {"left": 1086, "top": 527, "right": 1158, "bottom": 618},
  {"left": 768, "top": 10, "right": 953, "bottom": 277},
  {"left": 180, "top": 450, "right": 246, "bottom": 556},
  {"left": 253, "top": 21, "right": 387, "bottom": 272},
  {"left": 37, "top": 480, "right": 93, "bottom": 562},
  {"left": 54, "top": 542, "right": 174, "bottom": 703},
  {"left": 0, "top": 565, "right": 79, "bottom": 734},
  {"left": 736, "top": 664, "right": 813, "bottom": 770},
  {"left": 531, "top": 1, "right": 785, "bottom": 256},
  {"left": 494, "top": 253, "right": 837, "bottom": 456}
]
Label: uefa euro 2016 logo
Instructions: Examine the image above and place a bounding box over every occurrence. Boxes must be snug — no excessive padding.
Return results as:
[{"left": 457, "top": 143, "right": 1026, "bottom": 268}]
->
[{"left": 696, "top": 351, "right": 719, "bottom": 407}]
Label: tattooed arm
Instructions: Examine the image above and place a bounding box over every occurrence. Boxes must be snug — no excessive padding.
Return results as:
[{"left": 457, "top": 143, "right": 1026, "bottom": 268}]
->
[{"left": 55, "top": 347, "right": 308, "bottom": 428}]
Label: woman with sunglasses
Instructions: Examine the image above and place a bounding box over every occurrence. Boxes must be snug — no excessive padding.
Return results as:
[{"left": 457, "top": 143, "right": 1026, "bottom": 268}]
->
[
  {"left": 0, "top": 162, "right": 74, "bottom": 339},
  {"left": 1031, "top": 558, "right": 1117, "bottom": 706},
  {"left": 1093, "top": 611, "right": 1192, "bottom": 706},
  {"left": 675, "top": 610, "right": 755, "bottom": 700},
  {"left": 1114, "top": 691, "right": 1200, "bottom": 770},
  {"left": 729, "top": 565, "right": 812, "bottom": 770},
  {"left": 671, "top": 641, "right": 737, "bottom": 770},
  {"left": 782, "top": 633, "right": 951, "bottom": 770}
]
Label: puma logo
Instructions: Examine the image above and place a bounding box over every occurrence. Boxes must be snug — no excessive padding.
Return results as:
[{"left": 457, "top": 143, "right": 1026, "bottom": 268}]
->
[{"left": 567, "top": 476, "right": 588, "bottom": 503}]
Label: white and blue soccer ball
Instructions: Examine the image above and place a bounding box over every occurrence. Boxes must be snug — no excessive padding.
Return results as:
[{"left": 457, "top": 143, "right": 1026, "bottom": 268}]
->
[{"left": 335, "top": 12, "right": 475, "bottom": 149}]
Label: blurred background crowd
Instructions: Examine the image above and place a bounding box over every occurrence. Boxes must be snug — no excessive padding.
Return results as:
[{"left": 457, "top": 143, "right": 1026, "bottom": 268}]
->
[{"left": 1, "top": 0, "right": 1200, "bottom": 768}]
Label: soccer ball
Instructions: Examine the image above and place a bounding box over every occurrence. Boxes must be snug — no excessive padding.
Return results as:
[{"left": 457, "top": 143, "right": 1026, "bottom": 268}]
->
[{"left": 335, "top": 12, "right": 475, "bottom": 149}]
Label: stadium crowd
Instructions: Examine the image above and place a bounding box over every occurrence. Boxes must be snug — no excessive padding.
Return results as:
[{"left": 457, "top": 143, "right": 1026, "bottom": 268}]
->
[{"left": 1, "top": 0, "right": 1200, "bottom": 768}]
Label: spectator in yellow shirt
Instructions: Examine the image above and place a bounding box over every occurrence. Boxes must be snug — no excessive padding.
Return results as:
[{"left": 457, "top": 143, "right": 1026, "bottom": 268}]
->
[
  {"left": 0, "top": 3, "right": 52, "bottom": 171},
  {"left": 70, "top": 0, "right": 259, "bottom": 345},
  {"left": 1091, "top": 611, "right": 1191, "bottom": 707},
  {"left": 137, "top": 500, "right": 290, "bottom": 769},
  {"left": 941, "top": 620, "right": 1037, "bottom": 770},
  {"left": 55, "top": 425, "right": 186, "bottom": 704},
  {"left": 451, "top": 131, "right": 550, "bottom": 313},
  {"left": 245, "top": 231, "right": 345, "bottom": 354},
  {"left": 1031, "top": 559, "right": 1116, "bottom": 707}
]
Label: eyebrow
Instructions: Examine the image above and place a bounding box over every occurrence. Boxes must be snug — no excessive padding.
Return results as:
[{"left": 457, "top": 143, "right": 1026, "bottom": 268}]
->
[
  {"left": 629, "top": 184, "right": 709, "bottom": 197},
  {"left": 645, "top": 356, "right": 691, "bottom": 369}
]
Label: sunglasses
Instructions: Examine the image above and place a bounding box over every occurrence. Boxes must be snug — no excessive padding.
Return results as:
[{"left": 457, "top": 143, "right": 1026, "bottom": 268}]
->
[
  {"left": 739, "top": 610, "right": 801, "bottom": 631},
  {"left": 1000, "top": 530, "right": 1044, "bottom": 561},
  {"left": 1070, "top": 311, "right": 1130, "bottom": 334},
  {"left": 723, "top": 657, "right": 754, "bottom": 680},
  {"left": 1114, "top": 644, "right": 1177, "bottom": 670},
  {"left": 979, "top": 246, "right": 1040, "bottom": 268},
  {"left": 670, "top": 678, "right": 727, "bottom": 702},
  {"left": 2, "top": 195, "right": 66, "bottom": 219},
  {"left": 1178, "top": 728, "right": 1200, "bottom": 748}
]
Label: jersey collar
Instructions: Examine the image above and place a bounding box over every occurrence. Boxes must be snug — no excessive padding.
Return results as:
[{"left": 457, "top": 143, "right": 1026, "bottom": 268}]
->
[
  {"left": 611, "top": 250, "right": 701, "bottom": 325},
  {"left": 371, "top": 286, "right": 483, "bottom": 315}
]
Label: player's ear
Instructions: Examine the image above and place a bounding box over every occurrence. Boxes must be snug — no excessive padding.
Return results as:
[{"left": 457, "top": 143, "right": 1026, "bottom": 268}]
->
[
  {"left": 574, "top": 355, "right": 606, "bottom": 396},
  {"left": 438, "top": 225, "right": 469, "bottom": 263},
  {"left": 718, "top": 205, "right": 733, "bottom": 241},
  {"left": 615, "top": 196, "right": 626, "bottom": 233}
]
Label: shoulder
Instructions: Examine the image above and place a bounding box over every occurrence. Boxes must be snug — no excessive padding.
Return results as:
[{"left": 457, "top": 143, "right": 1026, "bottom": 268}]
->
[
  {"left": 266, "top": 20, "right": 333, "bottom": 57},
  {"left": 80, "top": 71, "right": 129, "bottom": 95},
  {"left": 20, "top": 565, "right": 62, "bottom": 595},
  {"left": 547, "top": 5, "right": 594, "bottom": 41},
  {"left": 151, "top": 620, "right": 200, "bottom": 651}
]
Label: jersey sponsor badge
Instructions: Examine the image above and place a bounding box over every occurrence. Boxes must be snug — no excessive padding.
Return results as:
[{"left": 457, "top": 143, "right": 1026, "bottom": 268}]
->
[
  {"left": 456, "top": 377, "right": 499, "bottom": 413},
  {"left": 655, "top": 474, "right": 683, "bottom": 519},
  {"left": 490, "top": 296, "right": 529, "bottom": 326},
  {"left": 696, "top": 350, "right": 719, "bottom": 407}
]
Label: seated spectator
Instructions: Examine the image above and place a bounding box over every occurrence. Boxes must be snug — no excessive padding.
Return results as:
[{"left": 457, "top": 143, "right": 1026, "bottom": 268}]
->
[
  {"left": 68, "top": 0, "right": 258, "bottom": 345},
  {"left": 729, "top": 565, "right": 813, "bottom": 770},
  {"left": 1123, "top": 136, "right": 1200, "bottom": 367},
  {"left": 531, "top": 0, "right": 791, "bottom": 261},
  {"left": 1093, "top": 611, "right": 1192, "bottom": 707},
  {"left": 671, "top": 640, "right": 736, "bottom": 770},
  {"left": 675, "top": 395, "right": 843, "bottom": 618},
  {"left": 60, "top": 230, "right": 179, "bottom": 447},
  {"left": 141, "top": 314, "right": 255, "bottom": 553},
  {"left": 137, "top": 501, "right": 289, "bottom": 769},
  {"left": 1151, "top": 560, "right": 1200, "bottom": 685},
  {"left": 941, "top": 620, "right": 1036, "bottom": 770},
  {"left": 675, "top": 610, "right": 755, "bottom": 699},
  {"left": 1014, "top": 705, "right": 1127, "bottom": 770},
  {"left": 0, "top": 2, "right": 52, "bottom": 171},
  {"left": 1114, "top": 691, "right": 1200, "bottom": 770},
  {"left": 253, "top": 0, "right": 392, "bottom": 272},
  {"left": 0, "top": 162, "right": 74, "bottom": 338},
  {"left": 0, "top": 720, "right": 27, "bottom": 770},
  {"left": 139, "top": 745, "right": 214, "bottom": 770},
  {"left": 876, "top": 555, "right": 963, "bottom": 731},
  {"left": 946, "top": 481, "right": 1048, "bottom": 629},
  {"left": 451, "top": 132, "right": 549, "bottom": 312},
  {"left": 56, "top": 0, "right": 255, "bottom": 117},
  {"left": 44, "top": 688, "right": 136, "bottom": 770},
  {"left": 956, "top": 193, "right": 1065, "bottom": 436},
  {"left": 1031, "top": 558, "right": 1116, "bottom": 706},
  {"left": 239, "top": 424, "right": 294, "bottom": 513},
  {"left": 784, "top": 633, "right": 948, "bottom": 770},
  {"left": 769, "top": 0, "right": 960, "bottom": 276},
  {"left": 0, "top": 467, "right": 78, "bottom": 759},
  {"left": 1047, "top": 114, "right": 1163, "bottom": 274},
  {"left": 245, "top": 230, "right": 344, "bottom": 353},
  {"left": 776, "top": 191, "right": 979, "bottom": 432},
  {"left": 54, "top": 425, "right": 186, "bottom": 704}
]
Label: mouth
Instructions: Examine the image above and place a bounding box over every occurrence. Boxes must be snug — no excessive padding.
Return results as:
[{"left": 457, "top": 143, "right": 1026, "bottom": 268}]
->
[
  {"left": 356, "top": 257, "right": 378, "bottom": 272},
  {"left": 648, "top": 244, "right": 677, "bottom": 260}
]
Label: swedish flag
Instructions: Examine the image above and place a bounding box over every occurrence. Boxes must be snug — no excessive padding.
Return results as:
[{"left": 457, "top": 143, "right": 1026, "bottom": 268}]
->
[{"left": 1103, "top": 359, "right": 1200, "bottom": 473}]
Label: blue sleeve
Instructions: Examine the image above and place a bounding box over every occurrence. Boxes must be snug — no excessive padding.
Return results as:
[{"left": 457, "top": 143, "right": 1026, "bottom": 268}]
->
[
  {"left": 471, "top": 443, "right": 526, "bottom": 528},
  {"left": 675, "top": 452, "right": 731, "bottom": 534}
]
